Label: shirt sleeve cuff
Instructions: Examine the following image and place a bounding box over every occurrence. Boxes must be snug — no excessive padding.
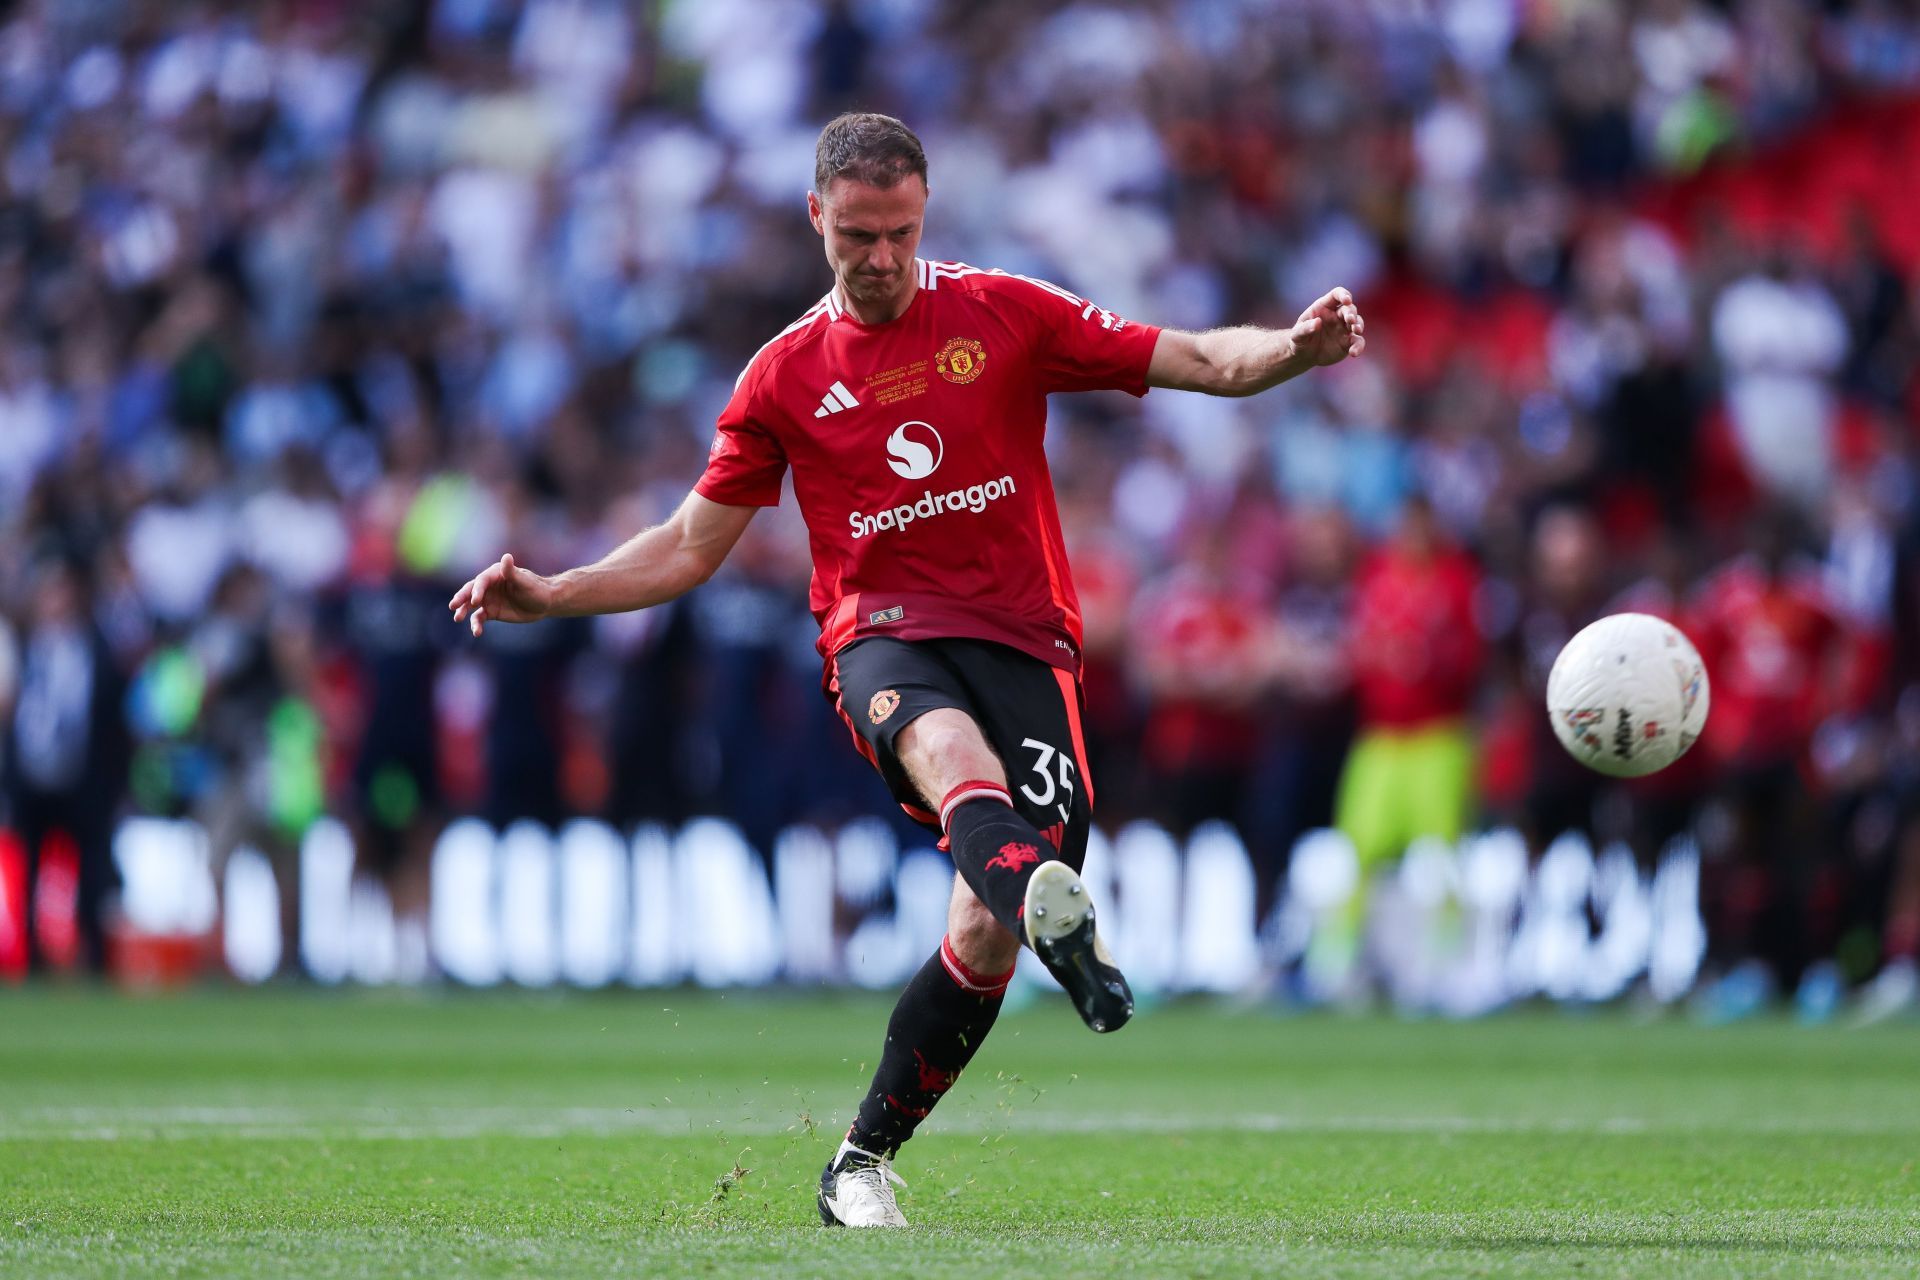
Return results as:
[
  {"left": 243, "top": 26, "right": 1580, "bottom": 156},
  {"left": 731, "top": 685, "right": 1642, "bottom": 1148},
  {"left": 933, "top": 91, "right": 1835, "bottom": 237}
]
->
[{"left": 694, "top": 474, "right": 783, "bottom": 508}]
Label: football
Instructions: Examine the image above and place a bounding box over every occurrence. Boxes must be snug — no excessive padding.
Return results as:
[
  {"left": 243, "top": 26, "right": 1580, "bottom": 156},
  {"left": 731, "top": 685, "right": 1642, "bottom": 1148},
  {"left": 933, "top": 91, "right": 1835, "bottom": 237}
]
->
[{"left": 1546, "top": 612, "right": 1710, "bottom": 778}]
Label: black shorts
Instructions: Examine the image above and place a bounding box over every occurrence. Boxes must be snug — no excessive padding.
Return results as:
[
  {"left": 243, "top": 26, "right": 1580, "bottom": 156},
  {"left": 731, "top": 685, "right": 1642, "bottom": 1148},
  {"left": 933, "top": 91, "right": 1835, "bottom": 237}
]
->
[{"left": 829, "top": 637, "right": 1094, "bottom": 868}]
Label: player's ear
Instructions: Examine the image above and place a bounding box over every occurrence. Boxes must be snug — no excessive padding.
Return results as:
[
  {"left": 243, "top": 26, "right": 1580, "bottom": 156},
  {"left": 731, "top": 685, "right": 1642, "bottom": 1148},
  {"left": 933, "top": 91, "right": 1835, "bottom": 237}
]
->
[{"left": 807, "top": 190, "right": 825, "bottom": 236}]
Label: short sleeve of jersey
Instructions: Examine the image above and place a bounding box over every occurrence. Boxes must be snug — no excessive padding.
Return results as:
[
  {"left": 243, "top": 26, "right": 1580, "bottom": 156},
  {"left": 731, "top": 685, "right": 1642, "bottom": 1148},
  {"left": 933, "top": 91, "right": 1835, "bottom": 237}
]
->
[
  {"left": 995, "top": 274, "right": 1161, "bottom": 398},
  {"left": 695, "top": 362, "right": 787, "bottom": 508}
]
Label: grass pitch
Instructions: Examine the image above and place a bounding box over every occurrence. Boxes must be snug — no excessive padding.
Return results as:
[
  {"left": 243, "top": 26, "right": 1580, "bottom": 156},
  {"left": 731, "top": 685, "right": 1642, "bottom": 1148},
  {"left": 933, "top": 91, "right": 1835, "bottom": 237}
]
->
[{"left": 2, "top": 987, "right": 1917, "bottom": 1277}]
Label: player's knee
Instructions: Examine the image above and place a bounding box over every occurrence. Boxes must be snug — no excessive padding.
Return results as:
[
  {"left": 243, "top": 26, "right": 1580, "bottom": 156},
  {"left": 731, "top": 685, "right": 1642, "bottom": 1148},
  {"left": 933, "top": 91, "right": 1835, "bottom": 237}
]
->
[{"left": 898, "top": 709, "right": 1001, "bottom": 792}]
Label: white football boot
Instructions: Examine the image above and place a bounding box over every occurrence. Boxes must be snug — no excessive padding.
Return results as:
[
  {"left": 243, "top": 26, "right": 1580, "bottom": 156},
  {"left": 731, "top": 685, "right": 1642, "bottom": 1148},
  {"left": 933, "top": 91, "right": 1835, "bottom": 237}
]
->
[{"left": 817, "top": 1140, "right": 908, "bottom": 1227}]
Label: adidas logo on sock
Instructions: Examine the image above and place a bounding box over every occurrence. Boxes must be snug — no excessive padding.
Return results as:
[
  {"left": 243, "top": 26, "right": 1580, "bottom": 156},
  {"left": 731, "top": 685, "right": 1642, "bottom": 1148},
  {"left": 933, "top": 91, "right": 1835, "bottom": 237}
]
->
[{"left": 814, "top": 381, "right": 860, "bottom": 418}]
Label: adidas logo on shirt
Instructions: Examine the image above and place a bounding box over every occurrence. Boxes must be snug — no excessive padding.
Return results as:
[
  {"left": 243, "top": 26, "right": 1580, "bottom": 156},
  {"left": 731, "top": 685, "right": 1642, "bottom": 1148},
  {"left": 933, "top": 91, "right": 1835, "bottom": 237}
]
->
[{"left": 814, "top": 381, "right": 860, "bottom": 418}]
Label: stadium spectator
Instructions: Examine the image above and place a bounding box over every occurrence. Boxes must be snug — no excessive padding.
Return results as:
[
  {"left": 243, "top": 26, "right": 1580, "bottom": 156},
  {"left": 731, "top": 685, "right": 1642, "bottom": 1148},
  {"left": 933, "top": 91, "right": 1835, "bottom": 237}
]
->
[
  {"left": 1241, "top": 503, "right": 1357, "bottom": 930},
  {"left": 1710, "top": 249, "right": 1850, "bottom": 509},
  {"left": 4, "top": 555, "right": 126, "bottom": 974},
  {"left": 1690, "top": 510, "right": 1857, "bottom": 1017},
  {"left": 1336, "top": 496, "right": 1484, "bottom": 878},
  {"left": 1323, "top": 494, "right": 1483, "bottom": 991},
  {"left": 1500, "top": 507, "right": 1611, "bottom": 851},
  {"left": 1131, "top": 510, "right": 1274, "bottom": 837}
]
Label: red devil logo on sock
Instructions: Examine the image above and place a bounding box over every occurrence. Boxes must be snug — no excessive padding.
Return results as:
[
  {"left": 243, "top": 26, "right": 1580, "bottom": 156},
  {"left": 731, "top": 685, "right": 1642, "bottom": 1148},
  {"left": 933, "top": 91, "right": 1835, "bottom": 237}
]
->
[
  {"left": 913, "top": 1049, "right": 958, "bottom": 1095},
  {"left": 985, "top": 841, "right": 1040, "bottom": 873}
]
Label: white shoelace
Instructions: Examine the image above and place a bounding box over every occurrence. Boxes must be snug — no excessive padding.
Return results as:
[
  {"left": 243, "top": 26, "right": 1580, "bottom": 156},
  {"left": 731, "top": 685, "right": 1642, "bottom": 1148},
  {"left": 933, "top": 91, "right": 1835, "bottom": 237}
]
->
[
  {"left": 842, "top": 1158, "right": 906, "bottom": 1195},
  {"left": 835, "top": 1152, "right": 908, "bottom": 1224}
]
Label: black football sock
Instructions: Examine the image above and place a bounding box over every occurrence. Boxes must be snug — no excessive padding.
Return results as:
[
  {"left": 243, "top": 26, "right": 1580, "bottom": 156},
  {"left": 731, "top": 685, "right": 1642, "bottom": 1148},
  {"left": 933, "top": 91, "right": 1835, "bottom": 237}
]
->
[
  {"left": 939, "top": 780, "right": 1056, "bottom": 940},
  {"left": 848, "top": 936, "right": 1012, "bottom": 1157}
]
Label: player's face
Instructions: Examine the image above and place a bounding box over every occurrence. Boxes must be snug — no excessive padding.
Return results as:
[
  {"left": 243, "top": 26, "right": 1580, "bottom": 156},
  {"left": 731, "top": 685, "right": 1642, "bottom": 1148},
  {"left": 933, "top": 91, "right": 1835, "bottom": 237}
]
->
[{"left": 809, "top": 177, "right": 927, "bottom": 316}]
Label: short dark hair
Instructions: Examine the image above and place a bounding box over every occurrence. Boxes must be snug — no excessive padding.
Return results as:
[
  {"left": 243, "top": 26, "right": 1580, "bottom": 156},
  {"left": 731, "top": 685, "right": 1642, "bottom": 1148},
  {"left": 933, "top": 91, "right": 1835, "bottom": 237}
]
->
[{"left": 814, "top": 112, "right": 927, "bottom": 195}]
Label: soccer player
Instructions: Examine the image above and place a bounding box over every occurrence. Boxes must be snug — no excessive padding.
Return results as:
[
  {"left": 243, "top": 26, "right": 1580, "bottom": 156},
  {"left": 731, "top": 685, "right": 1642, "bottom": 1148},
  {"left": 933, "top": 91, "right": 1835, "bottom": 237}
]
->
[{"left": 449, "top": 113, "right": 1365, "bottom": 1227}]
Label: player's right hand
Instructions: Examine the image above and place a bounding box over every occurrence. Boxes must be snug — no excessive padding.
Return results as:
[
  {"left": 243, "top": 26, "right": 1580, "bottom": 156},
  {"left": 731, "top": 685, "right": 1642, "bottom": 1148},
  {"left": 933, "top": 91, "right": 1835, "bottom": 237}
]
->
[{"left": 449, "top": 553, "right": 554, "bottom": 636}]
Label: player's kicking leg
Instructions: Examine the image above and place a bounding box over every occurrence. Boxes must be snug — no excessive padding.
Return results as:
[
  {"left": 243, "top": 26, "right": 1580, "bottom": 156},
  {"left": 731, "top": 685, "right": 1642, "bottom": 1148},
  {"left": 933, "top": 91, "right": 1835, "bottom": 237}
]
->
[{"left": 935, "top": 768, "right": 1132, "bottom": 1033}]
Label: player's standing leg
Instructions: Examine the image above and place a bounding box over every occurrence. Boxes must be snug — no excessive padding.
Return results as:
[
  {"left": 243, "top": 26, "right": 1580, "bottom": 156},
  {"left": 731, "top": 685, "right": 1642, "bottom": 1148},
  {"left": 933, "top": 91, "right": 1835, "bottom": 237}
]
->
[{"left": 819, "top": 874, "right": 1014, "bottom": 1227}]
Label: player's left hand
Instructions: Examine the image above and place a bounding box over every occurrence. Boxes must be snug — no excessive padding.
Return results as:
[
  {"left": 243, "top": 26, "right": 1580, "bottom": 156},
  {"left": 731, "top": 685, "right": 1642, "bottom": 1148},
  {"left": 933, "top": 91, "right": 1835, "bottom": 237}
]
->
[{"left": 1289, "top": 287, "right": 1366, "bottom": 367}]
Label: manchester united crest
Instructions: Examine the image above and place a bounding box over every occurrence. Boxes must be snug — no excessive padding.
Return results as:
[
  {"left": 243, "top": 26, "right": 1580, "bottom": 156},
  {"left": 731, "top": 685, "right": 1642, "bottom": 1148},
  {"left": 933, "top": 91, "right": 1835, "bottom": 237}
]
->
[
  {"left": 935, "top": 336, "right": 986, "bottom": 384},
  {"left": 868, "top": 689, "right": 901, "bottom": 725}
]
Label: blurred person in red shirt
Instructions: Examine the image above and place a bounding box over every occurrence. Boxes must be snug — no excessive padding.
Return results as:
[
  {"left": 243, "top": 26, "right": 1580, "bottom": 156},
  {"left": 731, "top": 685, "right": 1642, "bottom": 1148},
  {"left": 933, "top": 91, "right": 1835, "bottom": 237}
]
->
[
  {"left": 1131, "top": 513, "right": 1271, "bottom": 836},
  {"left": 1688, "top": 507, "right": 1856, "bottom": 1012},
  {"left": 1692, "top": 516, "right": 1852, "bottom": 776},
  {"left": 1335, "top": 496, "right": 1484, "bottom": 878}
]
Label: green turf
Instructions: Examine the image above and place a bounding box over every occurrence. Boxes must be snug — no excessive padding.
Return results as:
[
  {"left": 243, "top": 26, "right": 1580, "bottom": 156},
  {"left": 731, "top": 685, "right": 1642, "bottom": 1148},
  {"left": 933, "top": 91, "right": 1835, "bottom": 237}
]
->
[{"left": 2, "top": 987, "right": 1917, "bottom": 1277}]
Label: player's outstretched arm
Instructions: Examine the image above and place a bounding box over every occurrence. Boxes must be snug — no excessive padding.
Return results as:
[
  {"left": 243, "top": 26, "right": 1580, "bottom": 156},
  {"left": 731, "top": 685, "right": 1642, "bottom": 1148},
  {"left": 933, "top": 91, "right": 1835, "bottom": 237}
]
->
[
  {"left": 1146, "top": 287, "right": 1365, "bottom": 397},
  {"left": 448, "top": 491, "right": 757, "bottom": 637}
]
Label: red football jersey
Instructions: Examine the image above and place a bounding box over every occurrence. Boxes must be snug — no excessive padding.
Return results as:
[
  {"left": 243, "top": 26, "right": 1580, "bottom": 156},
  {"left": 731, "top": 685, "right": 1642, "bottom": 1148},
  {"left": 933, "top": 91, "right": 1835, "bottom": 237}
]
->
[
  {"left": 1348, "top": 543, "right": 1483, "bottom": 729},
  {"left": 1689, "top": 558, "right": 1847, "bottom": 763},
  {"left": 696, "top": 259, "right": 1161, "bottom": 675}
]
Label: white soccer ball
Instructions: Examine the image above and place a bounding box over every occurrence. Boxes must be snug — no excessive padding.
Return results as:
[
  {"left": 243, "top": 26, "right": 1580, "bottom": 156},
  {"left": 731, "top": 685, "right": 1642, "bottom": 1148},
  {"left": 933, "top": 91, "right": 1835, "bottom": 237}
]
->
[{"left": 1546, "top": 612, "right": 1709, "bottom": 778}]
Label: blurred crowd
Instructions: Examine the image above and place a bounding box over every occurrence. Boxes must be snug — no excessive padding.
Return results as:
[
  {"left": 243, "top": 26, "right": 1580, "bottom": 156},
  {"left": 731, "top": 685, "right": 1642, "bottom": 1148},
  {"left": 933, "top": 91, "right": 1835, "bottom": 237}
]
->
[{"left": 3, "top": 0, "right": 1920, "bottom": 1011}]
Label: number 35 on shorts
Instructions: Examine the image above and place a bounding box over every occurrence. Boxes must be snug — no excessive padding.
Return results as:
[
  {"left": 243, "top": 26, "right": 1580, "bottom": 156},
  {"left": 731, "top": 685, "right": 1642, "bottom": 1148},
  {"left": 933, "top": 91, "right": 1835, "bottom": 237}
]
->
[{"left": 1017, "top": 737, "right": 1078, "bottom": 825}]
